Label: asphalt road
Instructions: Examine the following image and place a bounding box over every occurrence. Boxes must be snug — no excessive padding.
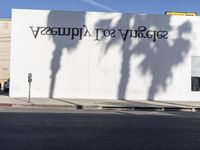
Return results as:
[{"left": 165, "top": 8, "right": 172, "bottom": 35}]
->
[{"left": 0, "top": 108, "right": 200, "bottom": 150}]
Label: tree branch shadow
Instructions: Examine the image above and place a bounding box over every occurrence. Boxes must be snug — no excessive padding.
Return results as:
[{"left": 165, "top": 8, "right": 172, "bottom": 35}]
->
[
  {"left": 47, "top": 11, "right": 86, "bottom": 98},
  {"left": 96, "top": 14, "right": 192, "bottom": 101}
]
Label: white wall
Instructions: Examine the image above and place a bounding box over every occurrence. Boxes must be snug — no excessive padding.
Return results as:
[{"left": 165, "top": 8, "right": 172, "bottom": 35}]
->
[{"left": 10, "top": 9, "right": 200, "bottom": 101}]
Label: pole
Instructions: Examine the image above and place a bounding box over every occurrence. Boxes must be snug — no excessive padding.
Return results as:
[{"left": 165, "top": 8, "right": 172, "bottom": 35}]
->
[
  {"left": 28, "top": 81, "right": 31, "bottom": 103},
  {"left": 28, "top": 73, "right": 32, "bottom": 103}
]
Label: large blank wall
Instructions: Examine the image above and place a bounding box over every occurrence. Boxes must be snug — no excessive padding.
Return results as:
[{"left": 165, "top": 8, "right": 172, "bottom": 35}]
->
[{"left": 10, "top": 9, "right": 200, "bottom": 101}]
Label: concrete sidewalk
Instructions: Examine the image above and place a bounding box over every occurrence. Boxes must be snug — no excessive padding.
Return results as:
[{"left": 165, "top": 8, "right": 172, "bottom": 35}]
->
[{"left": 0, "top": 95, "right": 200, "bottom": 111}]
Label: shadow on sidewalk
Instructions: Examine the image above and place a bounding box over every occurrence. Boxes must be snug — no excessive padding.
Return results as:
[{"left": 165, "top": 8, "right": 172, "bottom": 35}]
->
[{"left": 51, "top": 98, "right": 83, "bottom": 109}]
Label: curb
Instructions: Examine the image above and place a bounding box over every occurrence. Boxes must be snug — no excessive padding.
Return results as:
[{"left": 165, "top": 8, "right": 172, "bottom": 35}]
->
[
  {"left": 0, "top": 102, "right": 199, "bottom": 112},
  {"left": 98, "top": 106, "right": 199, "bottom": 112},
  {"left": 0, "top": 103, "right": 12, "bottom": 107}
]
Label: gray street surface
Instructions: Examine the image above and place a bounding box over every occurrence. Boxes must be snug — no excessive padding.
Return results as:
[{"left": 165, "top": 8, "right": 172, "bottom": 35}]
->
[{"left": 0, "top": 108, "right": 200, "bottom": 150}]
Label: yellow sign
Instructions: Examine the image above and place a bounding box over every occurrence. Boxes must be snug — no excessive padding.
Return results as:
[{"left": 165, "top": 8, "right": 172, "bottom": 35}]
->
[{"left": 165, "top": 11, "right": 197, "bottom": 16}]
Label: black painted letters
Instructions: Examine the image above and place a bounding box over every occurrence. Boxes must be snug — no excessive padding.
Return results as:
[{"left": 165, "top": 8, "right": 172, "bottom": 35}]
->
[{"left": 30, "top": 25, "right": 168, "bottom": 42}]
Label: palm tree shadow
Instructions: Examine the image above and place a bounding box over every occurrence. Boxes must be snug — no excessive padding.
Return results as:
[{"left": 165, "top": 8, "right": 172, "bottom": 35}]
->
[
  {"left": 47, "top": 11, "right": 86, "bottom": 98},
  {"left": 96, "top": 14, "right": 192, "bottom": 101}
]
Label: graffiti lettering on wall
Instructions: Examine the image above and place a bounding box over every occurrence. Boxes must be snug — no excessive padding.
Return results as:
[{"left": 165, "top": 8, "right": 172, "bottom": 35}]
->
[{"left": 30, "top": 25, "right": 168, "bottom": 42}]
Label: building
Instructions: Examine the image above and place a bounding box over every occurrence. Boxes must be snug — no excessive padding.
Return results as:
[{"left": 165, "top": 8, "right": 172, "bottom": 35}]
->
[
  {"left": 10, "top": 9, "right": 200, "bottom": 101},
  {"left": 0, "top": 19, "right": 11, "bottom": 86}
]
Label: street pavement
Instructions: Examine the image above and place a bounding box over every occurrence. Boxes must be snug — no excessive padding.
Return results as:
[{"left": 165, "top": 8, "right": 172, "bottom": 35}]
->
[{"left": 0, "top": 108, "right": 200, "bottom": 150}]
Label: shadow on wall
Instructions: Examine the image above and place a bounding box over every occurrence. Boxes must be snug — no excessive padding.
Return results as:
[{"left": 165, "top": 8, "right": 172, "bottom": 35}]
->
[
  {"left": 47, "top": 11, "right": 86, "bottom": 98},
  {"left": 96, "top": 14, "right": 192, "bottom": 101}
]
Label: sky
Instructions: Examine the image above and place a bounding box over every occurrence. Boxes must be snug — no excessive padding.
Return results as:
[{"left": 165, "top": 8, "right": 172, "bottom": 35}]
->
[{"left": 0, "top": 0, "right": 200, "bottom": 18}]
